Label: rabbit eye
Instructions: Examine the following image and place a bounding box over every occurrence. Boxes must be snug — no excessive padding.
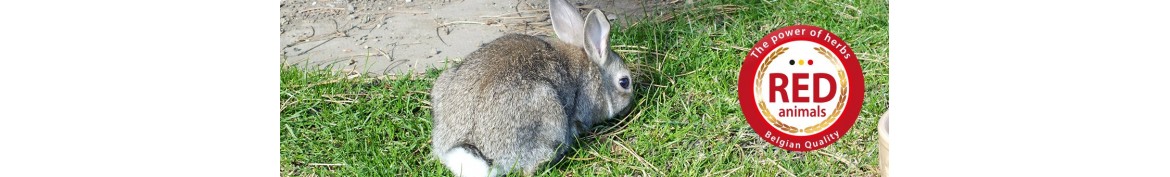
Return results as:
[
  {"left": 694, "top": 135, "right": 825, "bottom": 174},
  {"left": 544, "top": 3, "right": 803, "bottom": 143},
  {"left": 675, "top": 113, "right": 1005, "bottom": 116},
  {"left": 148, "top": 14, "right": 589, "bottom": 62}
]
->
[{"left": 619, "top": 77, "right": 630, "bottom": 89}]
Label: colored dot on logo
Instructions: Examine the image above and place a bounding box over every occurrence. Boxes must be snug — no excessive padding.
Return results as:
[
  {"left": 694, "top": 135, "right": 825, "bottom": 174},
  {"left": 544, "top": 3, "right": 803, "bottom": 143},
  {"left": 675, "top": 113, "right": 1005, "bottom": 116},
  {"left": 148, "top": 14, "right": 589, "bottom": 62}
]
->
[
  {"left": 807, "top": 59, "right": 813, "bottom": 65},
  {"left": 789, "top": 59, "right": 795, "bottom": 65},
  {"left": 798, "top": 60, "right": 805, "bottom": 65}
]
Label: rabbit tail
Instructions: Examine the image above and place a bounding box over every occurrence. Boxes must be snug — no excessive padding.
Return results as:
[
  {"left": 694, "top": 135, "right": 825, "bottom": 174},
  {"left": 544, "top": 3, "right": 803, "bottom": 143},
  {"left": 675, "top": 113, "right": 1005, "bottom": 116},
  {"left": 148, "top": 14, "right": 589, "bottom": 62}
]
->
[{"left": 440, "top": 144, "right": 501, "bottom": 177}]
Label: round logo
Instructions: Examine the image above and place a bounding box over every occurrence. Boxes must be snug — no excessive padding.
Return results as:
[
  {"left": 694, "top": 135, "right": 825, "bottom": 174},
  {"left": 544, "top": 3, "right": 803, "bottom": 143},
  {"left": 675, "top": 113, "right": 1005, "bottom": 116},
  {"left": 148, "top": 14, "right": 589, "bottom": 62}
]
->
[{"left": 738, "top": 25, "right": 864, "bottom": 151}]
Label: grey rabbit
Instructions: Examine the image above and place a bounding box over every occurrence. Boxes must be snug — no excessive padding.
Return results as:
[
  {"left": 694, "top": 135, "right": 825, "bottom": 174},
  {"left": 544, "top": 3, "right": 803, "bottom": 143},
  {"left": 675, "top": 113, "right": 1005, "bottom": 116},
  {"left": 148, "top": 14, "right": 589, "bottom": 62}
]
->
[{"left": 428, "top": 0, "right": 635, "bottom": 176}]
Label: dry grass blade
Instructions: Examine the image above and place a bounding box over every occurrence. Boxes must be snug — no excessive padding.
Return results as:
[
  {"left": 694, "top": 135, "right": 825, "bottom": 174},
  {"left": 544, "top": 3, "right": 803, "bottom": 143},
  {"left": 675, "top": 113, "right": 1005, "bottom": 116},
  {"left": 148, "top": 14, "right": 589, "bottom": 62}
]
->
[
  {"left": 672, "top": 65, "right": 705, "bottom": 78},
  {"left": 322, "top": 99, "right": 354, "bottom": 105},
  {"left": 816, "top": 150, "right": 860, "bottom": 173},
  {"left": 356, "top": 10, "right": 427, "bottom": 15},
  {"left": 280, "top": 98, "right": 299, "bottom": 112},
  {"left": 611, "top": 138, "right": 664, "bottom": 176},
  {"left": 280, "top": 91, "right": 299, "bottom": 112},
  {"left": 834, "top": 3, "right": 863, "bottom": 20},
  {"left": 479, "top": 9, "right": 549, "bottom": 18},
  {"left": 721, "top": 166, "right": 743, "bottom": 177},
  {"left": 714, "top": 41, "right": 750, "bottom": 51},
  {"left": 612, "top": 45, "right": 650, "bottom": 50},
  {"left": 363, "top": 45, "right": 394, "bottom": 62},
  {"left": 711, "top": 4, "right": 747, "bottom": 11},
  {"left": 390, "top": 10, "right": 427, "bottom": 14},
  {"left": 857, "top": 57, "right": 885, "bottom": 63},
  {"left": 435, "top": 21, "right": 498, "bottom": 45},
  {"left": 287, "top": 78, "right": 343, "bottom": 90},
  {"left": 299, "top": 93, "right": 360, "bottom": 105},
  {"left": 298, "top": 7, "right": 346, "bottom": 14},
  {"left": 439, "top": 21, "right": 492, "bottom": 27},
  {"left": 306, "top": 163, "right": 346, "bottom": 166},
  {"left": 322, "top": 93, "right": 367, "bottom": 99},
  {"left": 614, "top": 49, "right": 678, "bottom": 60},
  {"left": 636, "top": 82, "right": 669, "bottom": 89},
  {"left": 566, "top": 156, "right": 596, "bottom": 161},
  {"left": 479, "top": 14, "right": 542, "bottom": 20},
  {"left": 855, "top": 52, "right": 888, "bottom": 64},
  {"left": 585, "top": 149, "right": 622, "bottom": 163}
]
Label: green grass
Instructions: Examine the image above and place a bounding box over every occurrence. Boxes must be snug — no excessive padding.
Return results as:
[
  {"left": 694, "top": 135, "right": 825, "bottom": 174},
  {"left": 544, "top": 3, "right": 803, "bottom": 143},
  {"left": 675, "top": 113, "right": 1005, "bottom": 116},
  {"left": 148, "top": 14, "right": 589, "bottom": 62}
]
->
[{"left": 280, "top": 0, "right": 888, "bottom": 176}]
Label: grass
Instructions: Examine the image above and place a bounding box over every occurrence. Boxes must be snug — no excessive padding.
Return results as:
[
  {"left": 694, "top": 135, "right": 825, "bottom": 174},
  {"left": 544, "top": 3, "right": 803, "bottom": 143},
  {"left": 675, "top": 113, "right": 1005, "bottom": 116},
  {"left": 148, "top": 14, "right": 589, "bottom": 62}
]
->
[{"left": 280, "top": 0, "right": 888, "bottom": 176}]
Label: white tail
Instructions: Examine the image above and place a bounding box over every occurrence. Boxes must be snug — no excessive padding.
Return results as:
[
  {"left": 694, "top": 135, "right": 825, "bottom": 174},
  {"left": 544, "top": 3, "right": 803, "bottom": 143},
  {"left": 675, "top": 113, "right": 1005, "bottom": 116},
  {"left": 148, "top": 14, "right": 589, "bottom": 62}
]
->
[{"left": 440, "top": 147, "right": 500, "bottom": 177}]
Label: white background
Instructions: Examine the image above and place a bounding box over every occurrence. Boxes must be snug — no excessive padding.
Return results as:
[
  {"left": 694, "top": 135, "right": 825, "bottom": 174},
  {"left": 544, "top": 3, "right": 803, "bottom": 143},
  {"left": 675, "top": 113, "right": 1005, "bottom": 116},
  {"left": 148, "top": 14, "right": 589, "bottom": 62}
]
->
[
  {"left": 0, "top": 0, "right": 1168, "bottom": 176},
  {"left": 0, "top": 1, "right": 274, "bottom": 176},
  {"left": 891, "top": 0, "right": 1170, "bottom": 176}
]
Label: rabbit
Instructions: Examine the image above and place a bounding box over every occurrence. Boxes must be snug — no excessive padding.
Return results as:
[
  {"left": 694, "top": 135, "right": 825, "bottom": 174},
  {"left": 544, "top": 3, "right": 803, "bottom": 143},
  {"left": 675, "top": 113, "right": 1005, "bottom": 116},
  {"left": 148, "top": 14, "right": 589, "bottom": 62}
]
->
[{"left": 428, "top": 0, "right": 634, "bottom": 176}]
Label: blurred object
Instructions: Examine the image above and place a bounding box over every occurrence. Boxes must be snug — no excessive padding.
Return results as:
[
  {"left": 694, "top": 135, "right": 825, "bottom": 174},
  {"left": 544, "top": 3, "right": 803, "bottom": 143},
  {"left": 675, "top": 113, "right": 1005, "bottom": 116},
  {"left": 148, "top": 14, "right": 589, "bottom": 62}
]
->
[{"left": 878, "top": 110, "right": 890, "bottom": 177}]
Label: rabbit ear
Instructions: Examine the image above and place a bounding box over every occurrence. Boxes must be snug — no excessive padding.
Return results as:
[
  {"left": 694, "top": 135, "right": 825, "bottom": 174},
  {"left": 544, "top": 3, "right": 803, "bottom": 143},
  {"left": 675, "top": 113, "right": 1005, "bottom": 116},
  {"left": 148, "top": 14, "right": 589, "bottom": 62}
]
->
[
  {"left": 583, "top": 9, "right": 611, "bottom": 65},
  {"left": 549, "top": 0, "right": 585, "bottom": 47}
]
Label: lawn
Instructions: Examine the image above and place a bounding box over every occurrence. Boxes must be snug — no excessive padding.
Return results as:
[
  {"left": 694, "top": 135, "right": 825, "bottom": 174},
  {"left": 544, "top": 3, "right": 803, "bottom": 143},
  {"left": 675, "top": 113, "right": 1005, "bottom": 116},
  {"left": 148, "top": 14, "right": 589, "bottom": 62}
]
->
[{"left": 280, "top": 0, "right": 888, "bottom": 176}]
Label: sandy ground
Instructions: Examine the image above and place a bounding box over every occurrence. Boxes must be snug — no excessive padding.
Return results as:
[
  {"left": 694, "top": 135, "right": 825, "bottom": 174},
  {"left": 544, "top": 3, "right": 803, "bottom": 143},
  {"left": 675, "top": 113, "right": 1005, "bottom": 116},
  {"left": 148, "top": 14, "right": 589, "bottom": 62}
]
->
[{"left": 280, "top": 0, "right": 682, "bottom": 76}]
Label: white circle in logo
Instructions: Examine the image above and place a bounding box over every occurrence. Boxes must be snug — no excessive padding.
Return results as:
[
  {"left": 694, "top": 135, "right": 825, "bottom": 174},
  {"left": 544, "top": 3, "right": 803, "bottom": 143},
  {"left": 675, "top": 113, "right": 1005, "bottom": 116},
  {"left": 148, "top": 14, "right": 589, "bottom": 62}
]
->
[{"left": 754, "top": 40, "right": 848, "bottom": 136}]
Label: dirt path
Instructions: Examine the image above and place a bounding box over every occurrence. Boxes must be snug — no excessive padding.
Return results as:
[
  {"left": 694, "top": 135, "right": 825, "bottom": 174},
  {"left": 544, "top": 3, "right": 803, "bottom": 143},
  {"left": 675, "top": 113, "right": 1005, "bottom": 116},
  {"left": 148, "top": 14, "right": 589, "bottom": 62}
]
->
[{"left": 280, "top": 0, "right": 681, "bottom": 76}]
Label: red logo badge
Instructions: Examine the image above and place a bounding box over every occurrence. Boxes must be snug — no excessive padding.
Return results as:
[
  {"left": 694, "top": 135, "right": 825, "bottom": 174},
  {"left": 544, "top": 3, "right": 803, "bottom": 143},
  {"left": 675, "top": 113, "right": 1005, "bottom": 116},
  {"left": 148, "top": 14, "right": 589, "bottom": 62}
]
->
[{"left": 738, "top": 25, "right": 864, "bottom": 151}]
